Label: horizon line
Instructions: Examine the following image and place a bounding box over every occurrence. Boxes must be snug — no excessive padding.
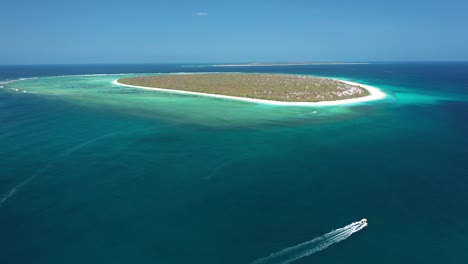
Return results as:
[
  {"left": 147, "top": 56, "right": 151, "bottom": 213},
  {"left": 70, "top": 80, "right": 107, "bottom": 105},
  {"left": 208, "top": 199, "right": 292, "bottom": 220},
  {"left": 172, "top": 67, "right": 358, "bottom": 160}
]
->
[{"left": 1, "top": 60, "right": 468, "bottom": 66}]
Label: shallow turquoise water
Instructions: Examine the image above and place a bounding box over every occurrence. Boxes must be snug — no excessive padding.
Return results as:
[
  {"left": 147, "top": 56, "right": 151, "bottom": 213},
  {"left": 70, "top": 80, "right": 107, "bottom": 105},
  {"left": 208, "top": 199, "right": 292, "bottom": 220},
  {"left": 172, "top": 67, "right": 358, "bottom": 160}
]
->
[{"left": 1, "top": 63, "right": 468, "bottom": 263}]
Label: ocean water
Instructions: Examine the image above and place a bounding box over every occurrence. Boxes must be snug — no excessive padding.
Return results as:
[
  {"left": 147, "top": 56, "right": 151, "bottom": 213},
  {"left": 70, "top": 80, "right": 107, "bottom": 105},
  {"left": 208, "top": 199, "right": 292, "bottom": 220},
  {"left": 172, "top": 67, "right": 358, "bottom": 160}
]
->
[{"left": 0, "top": 63, "right": 467, "bottom": 263}]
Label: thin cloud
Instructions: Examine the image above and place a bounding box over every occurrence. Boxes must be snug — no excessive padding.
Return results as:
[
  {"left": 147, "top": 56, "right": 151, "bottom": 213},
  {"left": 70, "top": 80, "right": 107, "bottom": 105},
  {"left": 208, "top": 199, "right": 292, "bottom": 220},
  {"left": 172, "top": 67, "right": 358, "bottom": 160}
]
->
[{"left": 193, "top": 12, "right": 208, "bottom": 16}]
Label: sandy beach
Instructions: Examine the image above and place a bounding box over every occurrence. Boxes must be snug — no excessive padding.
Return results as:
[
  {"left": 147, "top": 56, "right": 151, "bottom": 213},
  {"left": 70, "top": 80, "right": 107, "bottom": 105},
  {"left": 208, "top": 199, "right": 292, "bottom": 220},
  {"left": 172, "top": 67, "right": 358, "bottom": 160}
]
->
[{"left": 113, "top": 78, "right": 386, "bottom": 106}]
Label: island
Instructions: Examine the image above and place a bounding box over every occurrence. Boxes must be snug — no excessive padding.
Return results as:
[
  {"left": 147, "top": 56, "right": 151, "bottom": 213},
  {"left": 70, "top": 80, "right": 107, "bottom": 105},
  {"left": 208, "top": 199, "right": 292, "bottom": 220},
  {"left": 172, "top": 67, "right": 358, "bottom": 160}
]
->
[
  {"left": 115, "top": 73, "right": 385, "bottom": 106},
  {"left": 211, "top": 62, "right": 368, "bottom": 67}
]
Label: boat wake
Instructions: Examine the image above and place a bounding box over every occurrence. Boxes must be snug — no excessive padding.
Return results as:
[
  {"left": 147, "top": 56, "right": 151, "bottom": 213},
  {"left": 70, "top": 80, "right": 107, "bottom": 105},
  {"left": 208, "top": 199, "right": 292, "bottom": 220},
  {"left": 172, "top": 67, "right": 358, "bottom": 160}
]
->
[
  {"left": 250, "top": 219, "right": 367, "bottom": 264},
  {"left": 0, "top": 133, "right": 115, "bottom": 207}
]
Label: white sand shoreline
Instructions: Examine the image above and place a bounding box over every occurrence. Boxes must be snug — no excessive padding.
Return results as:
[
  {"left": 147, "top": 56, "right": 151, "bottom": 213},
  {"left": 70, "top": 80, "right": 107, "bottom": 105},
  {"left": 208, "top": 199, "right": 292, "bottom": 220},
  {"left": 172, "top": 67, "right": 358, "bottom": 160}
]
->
[{"left": 112, "top": 78, "right": 386, "bottom": 106}]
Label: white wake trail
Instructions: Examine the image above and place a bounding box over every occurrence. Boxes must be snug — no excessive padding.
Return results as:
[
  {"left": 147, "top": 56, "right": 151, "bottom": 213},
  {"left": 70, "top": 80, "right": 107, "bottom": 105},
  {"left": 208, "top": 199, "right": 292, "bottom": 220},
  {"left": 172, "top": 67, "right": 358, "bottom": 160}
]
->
[
  {"left": 0, "top": 133, "right": 115, "bottom": 207},
  {"left": 251, "top": 220, "right": 367, "bottom": 264}
]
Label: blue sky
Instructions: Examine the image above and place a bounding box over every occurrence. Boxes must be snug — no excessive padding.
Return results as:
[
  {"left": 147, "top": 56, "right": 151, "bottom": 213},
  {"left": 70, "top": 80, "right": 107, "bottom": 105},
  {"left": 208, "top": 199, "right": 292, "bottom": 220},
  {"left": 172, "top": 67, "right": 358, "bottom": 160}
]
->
[{"left": 1, "top": 0, "right": 467, "bottom": 64}]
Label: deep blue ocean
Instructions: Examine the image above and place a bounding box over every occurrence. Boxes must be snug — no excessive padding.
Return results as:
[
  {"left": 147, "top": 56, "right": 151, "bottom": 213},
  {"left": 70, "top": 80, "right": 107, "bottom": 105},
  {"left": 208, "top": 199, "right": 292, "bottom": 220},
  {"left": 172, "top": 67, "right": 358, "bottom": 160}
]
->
[{"left": 1, "top": 63, "right": 467, "bottom": 263}]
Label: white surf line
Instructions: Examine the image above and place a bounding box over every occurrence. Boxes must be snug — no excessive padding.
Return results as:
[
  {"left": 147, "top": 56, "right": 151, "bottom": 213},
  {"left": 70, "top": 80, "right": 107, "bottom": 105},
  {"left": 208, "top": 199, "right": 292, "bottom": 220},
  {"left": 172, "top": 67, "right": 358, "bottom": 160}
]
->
[
  {"left": 250, "top": 219, "right": 368, "bottom": 264},
  {"left": 113, "top": 79, "right": 386, "bottom": 106},
  {"left": 0, "top": 133, "right": 115, "bottom": 207},
  {"left": 1, "top": 77, "right": 38, "bottom": 84}
]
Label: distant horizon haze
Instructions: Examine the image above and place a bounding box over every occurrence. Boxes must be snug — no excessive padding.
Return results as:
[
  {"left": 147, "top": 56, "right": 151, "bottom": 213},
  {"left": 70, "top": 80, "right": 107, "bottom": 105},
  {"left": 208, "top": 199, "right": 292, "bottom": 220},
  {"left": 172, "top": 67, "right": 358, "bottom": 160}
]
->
[
  {"left": 1, "top": 0, "right": 467, "bottom": 64},
  {"left": 2, "top": 61, "right": 468, "bottom": 66}
]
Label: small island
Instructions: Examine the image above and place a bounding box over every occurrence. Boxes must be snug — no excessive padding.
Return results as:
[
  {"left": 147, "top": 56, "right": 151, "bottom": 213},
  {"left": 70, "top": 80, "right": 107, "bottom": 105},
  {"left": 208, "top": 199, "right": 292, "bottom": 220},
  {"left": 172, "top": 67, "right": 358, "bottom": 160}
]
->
[
  {"left": 212, "top": 62, "right": 368, "bottom": 67},
  {"left": 116, "top": 74, "right": 384, "bottom": 105}
]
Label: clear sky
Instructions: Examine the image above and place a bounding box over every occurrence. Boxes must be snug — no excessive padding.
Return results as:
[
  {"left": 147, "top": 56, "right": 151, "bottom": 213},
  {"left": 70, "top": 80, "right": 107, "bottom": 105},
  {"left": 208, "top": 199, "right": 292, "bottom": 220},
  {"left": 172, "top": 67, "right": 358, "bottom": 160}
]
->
[{"left": 1, "top": 0, "right": 467, "bottom": 64}]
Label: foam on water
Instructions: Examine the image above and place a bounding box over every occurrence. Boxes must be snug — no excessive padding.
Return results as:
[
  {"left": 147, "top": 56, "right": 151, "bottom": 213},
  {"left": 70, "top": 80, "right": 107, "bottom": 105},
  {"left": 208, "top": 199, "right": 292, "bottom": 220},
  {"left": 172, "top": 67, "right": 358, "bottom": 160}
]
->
[
  {"left": 0, "top": 77, "right": 38, "bottom": 86},
  {"left": 250, "top": 220, "right": 367, "bottom": 264}
]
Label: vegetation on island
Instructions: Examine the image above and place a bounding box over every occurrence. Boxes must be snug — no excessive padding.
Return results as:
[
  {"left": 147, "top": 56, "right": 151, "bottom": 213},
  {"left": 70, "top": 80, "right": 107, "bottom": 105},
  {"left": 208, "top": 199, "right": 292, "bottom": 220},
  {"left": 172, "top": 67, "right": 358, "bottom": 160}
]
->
[{"left": 118, "top": 74, "right": 370, "bottom": 102}]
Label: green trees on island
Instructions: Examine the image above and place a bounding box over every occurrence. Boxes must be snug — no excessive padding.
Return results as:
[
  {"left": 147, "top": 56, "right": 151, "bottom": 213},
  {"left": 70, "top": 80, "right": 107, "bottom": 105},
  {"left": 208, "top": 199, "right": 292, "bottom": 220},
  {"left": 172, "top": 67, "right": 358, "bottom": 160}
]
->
[{"left": 118, "top": 74, "right": 369, "bottom": 102}]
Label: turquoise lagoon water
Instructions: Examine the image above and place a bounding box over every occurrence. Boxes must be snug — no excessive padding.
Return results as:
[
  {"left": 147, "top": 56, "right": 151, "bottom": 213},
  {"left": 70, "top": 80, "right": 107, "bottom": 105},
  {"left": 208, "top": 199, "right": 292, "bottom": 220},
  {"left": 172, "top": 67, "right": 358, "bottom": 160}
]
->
[{"left": 1, "top": 63, "right": 467, "bottom": 263}]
